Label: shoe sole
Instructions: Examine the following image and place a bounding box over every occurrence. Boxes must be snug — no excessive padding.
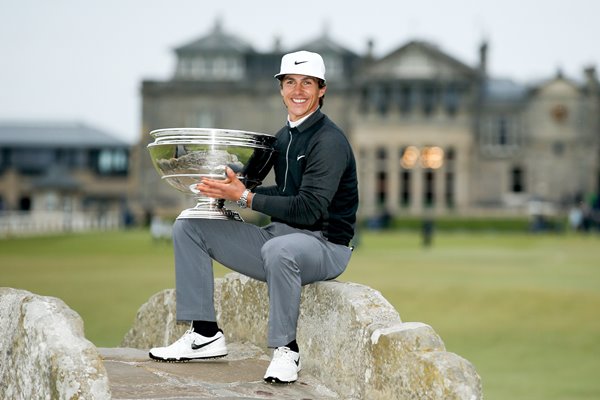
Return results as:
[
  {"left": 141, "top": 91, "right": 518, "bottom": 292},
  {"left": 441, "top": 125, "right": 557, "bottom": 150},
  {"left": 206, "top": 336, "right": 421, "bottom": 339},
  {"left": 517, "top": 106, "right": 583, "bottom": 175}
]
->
[
  {"left": 149, "top": 352, "right": 228, "bottom": 362},
  {"left": 264, "top": 376, "right": 296, "bottom": 384}
]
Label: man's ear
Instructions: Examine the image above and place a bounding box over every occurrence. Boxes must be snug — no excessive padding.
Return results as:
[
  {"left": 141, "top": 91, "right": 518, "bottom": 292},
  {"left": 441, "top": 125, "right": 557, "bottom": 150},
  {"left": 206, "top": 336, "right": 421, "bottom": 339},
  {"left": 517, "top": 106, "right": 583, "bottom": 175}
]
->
[{"left": 319, "top": 85, "right": 327, "bottom": 98}]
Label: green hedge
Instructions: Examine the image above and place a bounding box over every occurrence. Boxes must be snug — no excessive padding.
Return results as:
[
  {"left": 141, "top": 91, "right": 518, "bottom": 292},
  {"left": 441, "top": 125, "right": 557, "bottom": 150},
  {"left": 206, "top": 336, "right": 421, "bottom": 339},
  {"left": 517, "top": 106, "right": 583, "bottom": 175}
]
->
[{"left": 364, "top": 216, "right": 566, "bottom": 232}]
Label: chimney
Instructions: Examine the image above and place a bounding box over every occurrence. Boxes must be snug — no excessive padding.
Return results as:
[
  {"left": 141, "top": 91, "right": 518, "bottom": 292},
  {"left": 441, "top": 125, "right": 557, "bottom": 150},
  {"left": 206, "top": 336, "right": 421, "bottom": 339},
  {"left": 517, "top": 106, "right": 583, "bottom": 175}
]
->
[
  {"left": 273, "top": 36, "right": 282, "bottom": 52},
  {"left": 366, "top": 39, "right": 375, "bottom": 60},
  {"left": 479, "top": 41, "right": 488, "bottom": 77},
  {"left": 584, "top": 66, "right": 599, "bottom": 92}
]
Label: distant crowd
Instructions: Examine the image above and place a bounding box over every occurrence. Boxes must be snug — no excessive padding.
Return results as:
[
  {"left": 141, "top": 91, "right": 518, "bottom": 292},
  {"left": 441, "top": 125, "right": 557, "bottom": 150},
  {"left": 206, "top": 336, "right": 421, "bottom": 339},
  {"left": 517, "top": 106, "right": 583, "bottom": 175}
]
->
[{"left": 568, "top": 194, "right": 600, "bottom": 233}]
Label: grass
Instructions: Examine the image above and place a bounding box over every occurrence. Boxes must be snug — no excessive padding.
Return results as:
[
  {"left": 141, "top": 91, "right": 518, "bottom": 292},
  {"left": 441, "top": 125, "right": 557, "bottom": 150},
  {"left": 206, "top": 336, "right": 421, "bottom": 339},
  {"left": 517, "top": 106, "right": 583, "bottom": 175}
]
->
[{"left": 1, "top": 228, "right": 599, "bottom": 400}]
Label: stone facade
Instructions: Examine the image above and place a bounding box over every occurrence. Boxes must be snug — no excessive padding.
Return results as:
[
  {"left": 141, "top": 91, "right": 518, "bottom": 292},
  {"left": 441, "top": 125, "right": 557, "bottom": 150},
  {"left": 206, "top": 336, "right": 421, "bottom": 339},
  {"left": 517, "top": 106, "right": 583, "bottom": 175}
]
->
[{"left": 134, "top": 22, "right": 600, "bottom": 220}]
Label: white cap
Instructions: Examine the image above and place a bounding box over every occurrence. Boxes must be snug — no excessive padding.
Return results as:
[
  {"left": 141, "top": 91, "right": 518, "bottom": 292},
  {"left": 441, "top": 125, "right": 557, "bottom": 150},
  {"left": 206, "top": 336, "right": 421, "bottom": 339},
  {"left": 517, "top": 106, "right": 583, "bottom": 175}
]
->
[{"left": 274, "top": 50, "right": 326, "bottom": 81}]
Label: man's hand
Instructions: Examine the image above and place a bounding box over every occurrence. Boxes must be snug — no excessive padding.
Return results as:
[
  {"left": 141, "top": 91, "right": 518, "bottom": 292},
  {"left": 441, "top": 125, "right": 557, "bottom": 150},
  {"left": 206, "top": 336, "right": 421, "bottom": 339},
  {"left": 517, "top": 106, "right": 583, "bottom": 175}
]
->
[{"left": 197, "top": 167, "right": 246, "bottom": 202}]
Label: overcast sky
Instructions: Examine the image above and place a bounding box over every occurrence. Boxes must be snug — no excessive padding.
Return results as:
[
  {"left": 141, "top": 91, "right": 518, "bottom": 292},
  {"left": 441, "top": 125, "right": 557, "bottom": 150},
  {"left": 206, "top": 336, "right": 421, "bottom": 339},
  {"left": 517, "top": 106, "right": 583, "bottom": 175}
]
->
[{"left": 0, "top": 0, "right": 598, "bottom": 143}]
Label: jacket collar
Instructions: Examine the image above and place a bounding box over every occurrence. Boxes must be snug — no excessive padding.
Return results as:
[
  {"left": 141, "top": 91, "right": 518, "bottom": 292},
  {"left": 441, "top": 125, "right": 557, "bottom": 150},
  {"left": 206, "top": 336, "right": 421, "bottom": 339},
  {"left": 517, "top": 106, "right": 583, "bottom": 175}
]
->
[{"left": 291, "top": 109, "right": 325, "bottom": 133}]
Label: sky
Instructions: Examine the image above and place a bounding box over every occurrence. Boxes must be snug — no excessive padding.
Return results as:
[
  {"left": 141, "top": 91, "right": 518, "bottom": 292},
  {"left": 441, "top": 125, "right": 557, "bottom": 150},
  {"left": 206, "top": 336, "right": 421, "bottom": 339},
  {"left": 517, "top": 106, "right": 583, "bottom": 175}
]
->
[{"left": 0, "top": 0, "right": 598, "bottom": 143}]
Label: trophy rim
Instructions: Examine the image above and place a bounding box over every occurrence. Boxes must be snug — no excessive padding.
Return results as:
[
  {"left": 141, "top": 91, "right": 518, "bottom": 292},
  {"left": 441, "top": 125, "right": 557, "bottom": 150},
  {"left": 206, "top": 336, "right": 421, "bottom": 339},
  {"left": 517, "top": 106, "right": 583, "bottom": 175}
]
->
[
  {"left": 147, "top": 127, "right": 276, "bottom": 150},
  {"left": 149, "top": 127, "right": 275, "bottom": 139}
]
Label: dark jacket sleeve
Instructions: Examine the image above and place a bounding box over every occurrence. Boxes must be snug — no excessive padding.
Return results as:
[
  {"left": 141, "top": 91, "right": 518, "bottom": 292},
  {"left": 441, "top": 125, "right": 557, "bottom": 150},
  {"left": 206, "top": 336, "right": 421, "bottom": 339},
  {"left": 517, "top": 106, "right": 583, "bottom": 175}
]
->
[
  {"left": 251, "top": 130, "right": 350, "bottom": 226},
  {"left": 252, "top": 185, "right": 279, "bottom": 197}
]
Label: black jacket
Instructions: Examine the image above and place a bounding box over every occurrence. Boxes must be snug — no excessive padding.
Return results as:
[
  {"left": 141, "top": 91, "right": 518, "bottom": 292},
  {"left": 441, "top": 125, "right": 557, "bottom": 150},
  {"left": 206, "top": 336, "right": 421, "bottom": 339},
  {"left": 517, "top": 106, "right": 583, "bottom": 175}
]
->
[{"left": 252, "top": 110, "right": 358, "bottom": 246}]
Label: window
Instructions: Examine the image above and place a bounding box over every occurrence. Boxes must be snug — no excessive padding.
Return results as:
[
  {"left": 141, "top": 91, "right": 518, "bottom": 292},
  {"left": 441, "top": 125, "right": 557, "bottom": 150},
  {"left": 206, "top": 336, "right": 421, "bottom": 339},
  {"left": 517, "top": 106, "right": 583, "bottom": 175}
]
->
[
  {"left": 375, "top": 85, "right": 390, "bottom": 115},
  {"left": 13, "top": 148, "right": 54, "bottom": 175},
  {"left": 445, "top": 171, "right": 454, "bottom": 208},
  {"left": 93, "top": 149, "right": 129, "bottom": 176},
  {"left": 193, "top": 56, "right": 207, "bottom": 77},
  {"left": 444, "top": 85, "right": 460, "bottom": 116},
  {"left": 424, "top": 170, "right": 435, "bottom": 207},
  {"left": 482, "top": 114, "right": 521, "bottom": 156},
  {"left": 213, "top": 57, "right": 228, "bottom": 78},
  {"left": 511, "top": 167, "right": 524, "bottom": 193},
  {"left": 376, "top": 148, "right": 388, "bottom": 205},
  {"left": 55, "top": 149, "right": 82, "bottom": 168},
  {"left": 497, "top": 116, "right": 508, "bottom": 145},
  {"left": 398, "top": 85, "right": 414, "bottom": 114},
  {"left": 376, "top": 147, "right": 387, "bottom": 170},
  {"left": 377, "top": 171, "right": 387, "bottom": 205},
  {"left": 180, "top": 55, "right": 244, "bottom": 80},
  {"left": 360, "top": 87, "right": 370, "bottom": 113},
  {"left": 401, "top": 170, "right": 411, "bottom": 206},
  {"left": 445, "top": 147, "right": 455, "bottom": 163},
  {"left": 19, "top": 196, "right": 31, "bottom": 211},
  {"left": 323, "top": 56, "right": 342, "bottom": 80},
  {"left": 422, "top": 85, "right": 436, "bottom": 116}
]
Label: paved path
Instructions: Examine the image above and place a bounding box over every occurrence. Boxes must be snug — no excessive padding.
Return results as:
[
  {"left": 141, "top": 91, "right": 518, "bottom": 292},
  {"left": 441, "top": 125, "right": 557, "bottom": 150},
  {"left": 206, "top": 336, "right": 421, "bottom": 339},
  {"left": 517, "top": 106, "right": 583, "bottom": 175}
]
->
[{"left": 100, "top": 343, "right": 340, "bottom": 399}]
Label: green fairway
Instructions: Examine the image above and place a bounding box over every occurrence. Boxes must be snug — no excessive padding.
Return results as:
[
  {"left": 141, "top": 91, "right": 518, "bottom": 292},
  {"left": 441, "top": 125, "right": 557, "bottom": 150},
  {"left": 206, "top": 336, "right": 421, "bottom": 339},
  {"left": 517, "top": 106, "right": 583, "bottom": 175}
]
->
[{"left": 1, "top": 229, "right": 599, "bottom": 400}]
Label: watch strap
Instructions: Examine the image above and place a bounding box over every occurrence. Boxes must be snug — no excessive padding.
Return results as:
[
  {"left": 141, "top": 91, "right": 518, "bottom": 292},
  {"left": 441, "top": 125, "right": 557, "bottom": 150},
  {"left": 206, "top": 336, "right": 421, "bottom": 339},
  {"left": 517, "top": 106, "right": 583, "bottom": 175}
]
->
[{"left": 237, "top": 189, "right": 251, "bottom": 208}]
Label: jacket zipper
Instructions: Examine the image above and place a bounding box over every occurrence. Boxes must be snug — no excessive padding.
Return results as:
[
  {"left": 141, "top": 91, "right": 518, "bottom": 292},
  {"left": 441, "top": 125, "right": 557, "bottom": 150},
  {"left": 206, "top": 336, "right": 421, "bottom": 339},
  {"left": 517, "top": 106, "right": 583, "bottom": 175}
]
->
[{"left": 283, "top": 129, "right": 293, "bottom": 193}]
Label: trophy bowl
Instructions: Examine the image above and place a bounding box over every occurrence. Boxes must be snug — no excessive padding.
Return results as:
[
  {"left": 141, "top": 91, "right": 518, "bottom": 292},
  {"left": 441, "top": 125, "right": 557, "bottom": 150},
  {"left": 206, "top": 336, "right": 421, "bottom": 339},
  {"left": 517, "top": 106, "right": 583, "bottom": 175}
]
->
[{"left": 148, "top": 128, "right": 277, "bottom": 220}]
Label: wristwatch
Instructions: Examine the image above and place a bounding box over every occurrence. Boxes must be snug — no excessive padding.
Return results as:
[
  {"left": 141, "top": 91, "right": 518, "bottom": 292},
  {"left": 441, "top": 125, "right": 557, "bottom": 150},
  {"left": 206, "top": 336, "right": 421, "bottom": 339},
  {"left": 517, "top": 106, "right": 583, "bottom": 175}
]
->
[{"left": 237, "top": 189, "right": 251, "bottom": 209}]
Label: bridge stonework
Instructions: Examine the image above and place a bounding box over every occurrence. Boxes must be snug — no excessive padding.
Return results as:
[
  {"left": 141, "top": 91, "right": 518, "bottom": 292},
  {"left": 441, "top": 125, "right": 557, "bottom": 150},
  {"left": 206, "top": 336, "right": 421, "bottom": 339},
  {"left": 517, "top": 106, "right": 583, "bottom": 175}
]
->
[{"left": 1, "top": 274, "right": 481, "bottom": 399}]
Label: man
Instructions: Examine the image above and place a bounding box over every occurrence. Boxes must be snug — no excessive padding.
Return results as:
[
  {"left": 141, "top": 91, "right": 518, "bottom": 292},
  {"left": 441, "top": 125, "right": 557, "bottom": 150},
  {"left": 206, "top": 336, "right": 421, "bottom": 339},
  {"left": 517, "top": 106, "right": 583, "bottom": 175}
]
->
[{"left": 149, "top": 50, "right": 359, "bottom": 384}]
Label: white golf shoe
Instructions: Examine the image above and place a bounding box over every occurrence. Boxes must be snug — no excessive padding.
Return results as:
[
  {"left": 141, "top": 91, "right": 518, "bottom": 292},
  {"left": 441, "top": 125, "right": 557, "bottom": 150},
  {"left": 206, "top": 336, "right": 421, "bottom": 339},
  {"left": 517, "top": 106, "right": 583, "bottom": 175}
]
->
[
  {"left": 149, "top": 328, "right": 227, "bottom": 361},
  {"left": 263, "top": 346, "right": 301, "bottom": 384}
]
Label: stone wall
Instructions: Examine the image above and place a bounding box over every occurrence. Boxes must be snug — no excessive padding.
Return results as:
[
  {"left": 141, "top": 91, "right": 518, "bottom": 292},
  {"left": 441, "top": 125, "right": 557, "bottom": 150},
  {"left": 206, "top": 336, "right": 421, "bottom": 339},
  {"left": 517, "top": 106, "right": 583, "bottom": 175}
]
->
[
  {"left": 0, "top": 287, "right": 111, "bottom": 400},
  {"left": 122, "top": 273, "right": 482, "bottom": 400}
]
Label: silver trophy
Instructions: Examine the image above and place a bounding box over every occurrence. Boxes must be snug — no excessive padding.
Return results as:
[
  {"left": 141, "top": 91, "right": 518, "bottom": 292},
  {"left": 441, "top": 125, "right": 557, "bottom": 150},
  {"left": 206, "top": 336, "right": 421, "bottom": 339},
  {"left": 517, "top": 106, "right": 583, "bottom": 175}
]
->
[{"left": 148, "top": 128, "right": 277, "bottom": 221}]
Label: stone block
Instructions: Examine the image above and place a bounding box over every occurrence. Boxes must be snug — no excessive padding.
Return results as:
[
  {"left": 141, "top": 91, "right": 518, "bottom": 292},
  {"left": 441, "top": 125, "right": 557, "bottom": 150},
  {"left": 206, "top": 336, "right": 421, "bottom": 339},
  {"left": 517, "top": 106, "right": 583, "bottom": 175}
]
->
[
  {"left": 368, "top": 323, "right": 481, "bottom": 399},
  {"left": 121, "top": 273, "right": 482, "bottom": 399},
  {"left": 0, "top": 287, "right": 111, "bottom": 400},
  {"left": 121, "top": 288, "right": 185, "bottom": 349}
]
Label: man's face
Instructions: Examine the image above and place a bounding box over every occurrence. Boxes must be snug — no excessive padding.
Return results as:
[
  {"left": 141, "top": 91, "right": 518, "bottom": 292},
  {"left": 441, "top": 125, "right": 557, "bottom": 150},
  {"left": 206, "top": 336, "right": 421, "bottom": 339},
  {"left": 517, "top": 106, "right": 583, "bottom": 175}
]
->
[{"left": 279, "top": 74, "right": 326, "bottom": 122}]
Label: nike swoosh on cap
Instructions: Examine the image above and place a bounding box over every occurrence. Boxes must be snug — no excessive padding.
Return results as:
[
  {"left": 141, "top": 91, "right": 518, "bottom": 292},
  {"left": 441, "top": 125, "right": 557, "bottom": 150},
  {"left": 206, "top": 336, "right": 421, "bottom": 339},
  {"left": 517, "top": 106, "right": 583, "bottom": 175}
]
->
[
  {"left": 191, "top": 337, "right": 220, "bottom": 350},
  {"left": 294, "top": 61, "right": 308, "bottom": 65}
]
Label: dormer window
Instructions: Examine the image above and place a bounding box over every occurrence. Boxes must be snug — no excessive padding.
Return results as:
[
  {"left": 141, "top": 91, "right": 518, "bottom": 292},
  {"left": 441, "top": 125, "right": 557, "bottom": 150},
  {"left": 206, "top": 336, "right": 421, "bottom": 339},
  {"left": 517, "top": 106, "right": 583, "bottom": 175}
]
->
[
  {"left": 176, "top": 54, "right": 244, "bottom": 80},
  {"left": 173, "top": 20, "right": 252, "bottom": 81},
  {"left": 323, "top": 55, "right": 342, "bottom": 80}
]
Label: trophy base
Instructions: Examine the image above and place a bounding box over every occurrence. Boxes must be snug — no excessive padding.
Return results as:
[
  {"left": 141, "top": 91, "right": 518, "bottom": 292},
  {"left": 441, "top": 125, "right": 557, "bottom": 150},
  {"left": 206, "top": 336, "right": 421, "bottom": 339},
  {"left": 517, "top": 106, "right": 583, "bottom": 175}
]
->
[{"left": 176, "top": 206, "right": 244, "bottom": 222}]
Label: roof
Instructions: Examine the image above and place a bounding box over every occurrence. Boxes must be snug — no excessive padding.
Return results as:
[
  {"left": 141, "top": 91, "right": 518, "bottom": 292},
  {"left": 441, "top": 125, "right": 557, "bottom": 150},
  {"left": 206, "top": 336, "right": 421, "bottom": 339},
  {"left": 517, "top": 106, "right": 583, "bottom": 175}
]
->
[
  {"left": 175, "top": 20, "right": 254, "bottom": 54},
  {"left": 484, "top": 78, "right": 528, "bottom": 102},
  {"left": 294, "top": 30, "right": 358, "bottom": 57},
  {"left": 0, "top": 122, "right": 129, "bottom": 148},
  {"left": 360, "top": 40, "right": 478, "bottom": 82}
]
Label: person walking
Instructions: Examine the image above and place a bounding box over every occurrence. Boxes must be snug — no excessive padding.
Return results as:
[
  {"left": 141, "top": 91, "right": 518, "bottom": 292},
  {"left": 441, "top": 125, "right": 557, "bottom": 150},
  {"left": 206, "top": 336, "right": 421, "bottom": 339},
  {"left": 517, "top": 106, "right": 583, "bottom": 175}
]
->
[{"left": 149, "top": 50, "right": 359, "bottom": 384}]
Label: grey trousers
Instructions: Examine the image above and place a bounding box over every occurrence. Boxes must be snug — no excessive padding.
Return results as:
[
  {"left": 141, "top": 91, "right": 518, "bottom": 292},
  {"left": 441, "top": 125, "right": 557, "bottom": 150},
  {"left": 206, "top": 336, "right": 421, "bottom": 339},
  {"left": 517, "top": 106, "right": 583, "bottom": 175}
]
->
[{"left": 173, "top": 219, "right": 353, "bottom": 348}]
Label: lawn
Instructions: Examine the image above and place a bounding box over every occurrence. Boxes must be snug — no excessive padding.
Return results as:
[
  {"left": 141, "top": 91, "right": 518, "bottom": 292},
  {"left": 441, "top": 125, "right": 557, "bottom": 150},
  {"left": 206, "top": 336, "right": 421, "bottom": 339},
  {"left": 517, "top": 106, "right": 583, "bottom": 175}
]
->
[{"left": 1, "top": 228, "right": 599, "bottom": 400}]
